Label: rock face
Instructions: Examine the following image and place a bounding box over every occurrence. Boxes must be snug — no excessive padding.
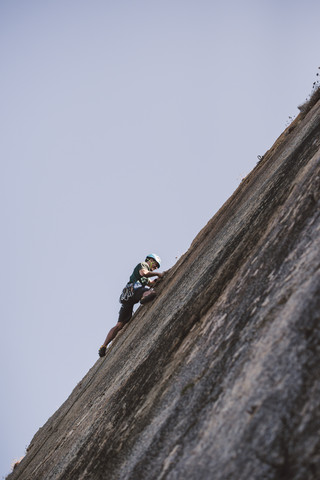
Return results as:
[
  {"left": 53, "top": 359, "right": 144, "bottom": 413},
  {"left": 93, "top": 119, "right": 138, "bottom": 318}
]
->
[{"left": 9, "top": 97, "right": 320, "bottom": 480}]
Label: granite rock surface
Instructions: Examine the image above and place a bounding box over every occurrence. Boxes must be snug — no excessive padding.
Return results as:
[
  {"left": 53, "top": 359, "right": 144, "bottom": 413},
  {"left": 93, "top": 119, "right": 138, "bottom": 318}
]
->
[{"left": 8, "top": 98, "right": 320, "bottom": 480}]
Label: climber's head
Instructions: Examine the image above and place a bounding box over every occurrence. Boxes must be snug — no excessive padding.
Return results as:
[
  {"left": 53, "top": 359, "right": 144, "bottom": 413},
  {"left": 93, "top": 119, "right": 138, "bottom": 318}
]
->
[{"left": 146, "top": 254, "right": 161, "bottom": 270}]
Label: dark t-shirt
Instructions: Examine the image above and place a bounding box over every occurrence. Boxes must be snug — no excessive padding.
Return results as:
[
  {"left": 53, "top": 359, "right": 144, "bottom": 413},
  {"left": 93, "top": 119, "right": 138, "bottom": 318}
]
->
[{"left": 129, "top": 262, "right": 150, "bottom": 285}]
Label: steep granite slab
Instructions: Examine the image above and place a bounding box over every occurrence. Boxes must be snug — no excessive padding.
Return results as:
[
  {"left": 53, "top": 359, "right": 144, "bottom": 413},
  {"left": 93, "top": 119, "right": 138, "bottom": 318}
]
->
[{"left": 8, "top": 99, "right": 320, "bottom": 480}]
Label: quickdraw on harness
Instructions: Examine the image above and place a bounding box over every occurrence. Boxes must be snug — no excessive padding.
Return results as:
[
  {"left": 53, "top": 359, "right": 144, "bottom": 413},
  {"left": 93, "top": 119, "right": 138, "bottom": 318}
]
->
[
  {"left": 119, "top": 283, "right": 134, "bottom": 303},
  {"left": 119, "top": 278, "right": 150, "bottom": 304}
]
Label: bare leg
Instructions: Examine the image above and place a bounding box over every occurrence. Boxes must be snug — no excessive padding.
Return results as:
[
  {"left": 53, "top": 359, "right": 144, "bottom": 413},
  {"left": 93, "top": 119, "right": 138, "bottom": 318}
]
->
[
  {"left": 140, "top": 288, "right": 156, "bottom": 304},
  {"left": 102, "top": 321, "right": 124, "bottom": 347},
  {"left": 99, "top": 322, "right": 125, "bottom": 357}
]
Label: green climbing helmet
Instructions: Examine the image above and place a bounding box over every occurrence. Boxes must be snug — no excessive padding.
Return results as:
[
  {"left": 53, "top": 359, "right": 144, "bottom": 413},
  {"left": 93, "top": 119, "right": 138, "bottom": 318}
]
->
[{"left": 146, "top": 253, "right": 161, "bottom": 268}]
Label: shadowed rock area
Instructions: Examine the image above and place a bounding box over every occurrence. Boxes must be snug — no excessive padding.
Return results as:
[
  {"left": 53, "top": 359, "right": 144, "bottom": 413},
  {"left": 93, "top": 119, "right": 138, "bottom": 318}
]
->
[{"left": 8, "top": 97, "right": 320, "bottom": 480}]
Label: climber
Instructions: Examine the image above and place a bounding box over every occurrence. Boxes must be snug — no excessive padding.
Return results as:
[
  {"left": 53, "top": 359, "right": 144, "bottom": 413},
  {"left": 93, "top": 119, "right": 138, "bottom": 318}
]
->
[{"left": 98, "top": 254, "right": 164, "bottom": 357}]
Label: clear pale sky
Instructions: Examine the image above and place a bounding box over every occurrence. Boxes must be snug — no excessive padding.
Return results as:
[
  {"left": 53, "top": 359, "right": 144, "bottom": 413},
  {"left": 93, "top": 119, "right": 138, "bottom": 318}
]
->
[{"left": 1, "top": 0, "right": 319, "bottom": 476}]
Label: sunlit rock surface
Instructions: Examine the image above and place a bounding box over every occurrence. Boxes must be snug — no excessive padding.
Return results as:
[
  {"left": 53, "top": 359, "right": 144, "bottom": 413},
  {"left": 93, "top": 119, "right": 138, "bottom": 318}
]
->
[{"left": 9, "top": 97, "right": 320, "bottom": 480}]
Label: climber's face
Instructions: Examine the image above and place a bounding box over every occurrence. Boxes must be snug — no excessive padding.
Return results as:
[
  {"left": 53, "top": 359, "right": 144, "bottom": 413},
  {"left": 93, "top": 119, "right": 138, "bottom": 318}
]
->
[{"left": 148, "top": 259, "right": 158, "bottom": 270}]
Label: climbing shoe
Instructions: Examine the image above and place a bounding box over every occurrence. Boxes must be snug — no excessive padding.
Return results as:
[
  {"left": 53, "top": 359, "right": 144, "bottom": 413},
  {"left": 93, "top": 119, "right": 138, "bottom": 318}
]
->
[{"left": 99, "top": 346, "right": 106, "bottom": 357}]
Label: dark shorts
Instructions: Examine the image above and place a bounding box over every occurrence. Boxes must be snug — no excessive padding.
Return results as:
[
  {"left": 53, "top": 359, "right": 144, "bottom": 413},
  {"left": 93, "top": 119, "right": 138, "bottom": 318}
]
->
[{"left": 118, "top": 285, "right": 149, "bottom": 324}]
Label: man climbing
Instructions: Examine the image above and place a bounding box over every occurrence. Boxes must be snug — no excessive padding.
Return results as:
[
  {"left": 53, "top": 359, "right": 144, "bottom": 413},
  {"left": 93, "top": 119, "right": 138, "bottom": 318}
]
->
[{"left": 98, "top": 254, "right": 164, "bottom": 357}]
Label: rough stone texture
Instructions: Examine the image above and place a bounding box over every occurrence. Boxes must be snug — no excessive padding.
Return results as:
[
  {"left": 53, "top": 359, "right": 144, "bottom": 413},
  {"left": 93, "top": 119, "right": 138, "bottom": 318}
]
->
[{"left": 8, "top": 98, "right": 320, "bottom": 480}]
